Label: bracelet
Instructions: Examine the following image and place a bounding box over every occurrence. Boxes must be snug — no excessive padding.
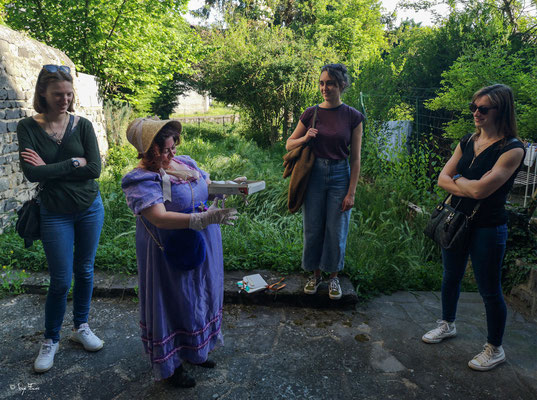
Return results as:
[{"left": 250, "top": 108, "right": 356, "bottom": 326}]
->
[{"left": 452, "top": 174, "right": 462, "bottom": 181}]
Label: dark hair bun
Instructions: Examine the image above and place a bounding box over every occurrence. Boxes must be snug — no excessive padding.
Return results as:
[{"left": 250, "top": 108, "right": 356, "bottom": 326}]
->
[{"left": 321, "top": 63, "right": 350, "bottom": 91}]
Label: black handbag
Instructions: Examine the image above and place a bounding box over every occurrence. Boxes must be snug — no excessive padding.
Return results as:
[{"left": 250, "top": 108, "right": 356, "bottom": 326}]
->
[
  {"left": 16, "top": 188, "right": 43, "bottom": 248},
  {"left": 424, "top": 194, "right": 481, "bottom": 251},
  {"left": 15, "top": 115, "right": 75, "bottom": 247}
]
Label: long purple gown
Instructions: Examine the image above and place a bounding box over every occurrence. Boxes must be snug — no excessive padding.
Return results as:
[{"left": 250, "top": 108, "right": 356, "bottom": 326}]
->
[{"left": 122, "top": 155, "right": 224, "bottom": 380}]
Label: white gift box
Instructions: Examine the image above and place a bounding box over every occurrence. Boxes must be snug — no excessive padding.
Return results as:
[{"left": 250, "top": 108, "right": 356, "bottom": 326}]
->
[{"left": 208, "top": 180, "right": 266, "bottom": 196}]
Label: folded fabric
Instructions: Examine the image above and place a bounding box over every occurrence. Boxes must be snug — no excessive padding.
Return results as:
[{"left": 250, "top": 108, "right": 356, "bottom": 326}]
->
[{"left": 283, "top": 144, "right": 316, "bottom": 213}]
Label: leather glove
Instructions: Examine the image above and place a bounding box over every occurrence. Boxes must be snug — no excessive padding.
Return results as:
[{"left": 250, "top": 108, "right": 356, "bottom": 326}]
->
[{"left": 189, "top": 198, "right": 238, "bottom": 231}]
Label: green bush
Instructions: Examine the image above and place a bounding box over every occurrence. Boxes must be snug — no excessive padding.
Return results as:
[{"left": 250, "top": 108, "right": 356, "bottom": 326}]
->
[
  {"left": 0, "top": 227, "right": 47, "bottom": 272},
  {"left": 198, "top": 21, "right": 328, "bottom": 147},
  {"left": 0, "top": 248, "right": 29, "bottom": 296}
]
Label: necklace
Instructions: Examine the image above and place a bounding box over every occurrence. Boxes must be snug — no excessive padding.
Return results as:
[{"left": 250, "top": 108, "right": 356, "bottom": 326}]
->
[
  {"left": 475, "top": 135, "right": 502, "bottom": 154},
  {"left": 470, "top": 135, "right": 503, "bottom": 167},
  {"left": 45, "top": 113, "right": 68, "bottom": 144}
]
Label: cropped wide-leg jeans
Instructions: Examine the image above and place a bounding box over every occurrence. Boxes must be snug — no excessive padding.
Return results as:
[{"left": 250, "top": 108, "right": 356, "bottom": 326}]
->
[{"left": 302, "top": 158, "right": 351, "bottom": 273}]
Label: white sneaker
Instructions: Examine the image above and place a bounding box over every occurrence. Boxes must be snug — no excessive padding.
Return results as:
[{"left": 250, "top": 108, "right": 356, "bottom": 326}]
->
[
  {"left": 328, "top": 277, "right": 342, "bottom": 300},
  {"left": 422, "top": 320, "right": 457, "bottom": 343},
  {"left": 34, "top": 339, "right": 59, "bottom": 373},
  {"left": 468, "top": 343, "right": 506, "bottom": 371},
  {"left": 70, "top": 323, "right": 104, "bottom": 351},
  {"left": 304, "top": 275, "right": 322, "bottom": 295}
]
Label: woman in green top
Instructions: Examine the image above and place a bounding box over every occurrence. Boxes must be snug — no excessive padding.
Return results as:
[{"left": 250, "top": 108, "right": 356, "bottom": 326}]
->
[{"left": 16, "top": 65, "right": 105, "bottom": 373}]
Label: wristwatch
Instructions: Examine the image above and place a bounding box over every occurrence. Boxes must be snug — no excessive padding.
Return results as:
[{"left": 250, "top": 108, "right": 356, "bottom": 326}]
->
[
  {"left": 452, "top": 174, "right": 462, "bottom": 181},
  {"left": 71, "top": 158, "right": 80, "bottom": 168}
]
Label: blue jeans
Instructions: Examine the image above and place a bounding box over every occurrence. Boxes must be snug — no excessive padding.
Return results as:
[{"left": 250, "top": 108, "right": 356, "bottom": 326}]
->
[
  {"left": 302, "top": 158, "right": 351, "bottom": 273},
  {"left": 441, "top": 224, "right": 508, "bottom": 347},
  {"left": 40, "top": 194, "right": 104, "bottom": 342}
]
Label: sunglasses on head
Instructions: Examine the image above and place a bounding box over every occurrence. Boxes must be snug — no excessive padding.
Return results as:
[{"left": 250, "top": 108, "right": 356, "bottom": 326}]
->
[
  {"left": 469, "top": 103, "right": 497, "bottom": 115},
  {"left": 42, "top": 65, "right": 71, "bottom": 74}
]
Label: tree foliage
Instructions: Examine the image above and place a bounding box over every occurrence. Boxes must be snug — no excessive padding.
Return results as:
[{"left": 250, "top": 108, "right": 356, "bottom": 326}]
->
[
  {"left": 196, "top": 0, "right": 386, "bottom": 146},
  {"left": 151, "top": 73, "right": 193, "bottom": 119},
  {"left": 427, "top": 45, "right": 537, "bottom": 140},
  {"left": 197, "top": 0, "right": 386, "bottom": 69},
  {"left": 4, "top": 0, "right": 202, "bottom": 111},
  {"left": 198, "top": 22, "right": 330, "bottom": 146},
  {"left": 289, "top": 0, "right": 386, "bottom": 70},
  {"left": 352, "top": 0, "right": 537, "bottom": 142},
  {"left": 426, "top": 0, "right": 537, "bottom": 140}
]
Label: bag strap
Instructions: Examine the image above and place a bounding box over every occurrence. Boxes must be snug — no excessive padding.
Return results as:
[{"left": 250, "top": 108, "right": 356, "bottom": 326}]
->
[
  {"left": 311, "top": 106, "right": 318, "bottom": 130},
  {"left": 304, "top": 106, "right": 318, "bottom": 148},
  {"left": 460, "top": 134, "right": 472, "bottom": 152},
  {"left": 139, "top": 216, "right": 164, "bottom": 251},
  {"left": 443, "top": 194, "right": 481, "bottom": 220}
]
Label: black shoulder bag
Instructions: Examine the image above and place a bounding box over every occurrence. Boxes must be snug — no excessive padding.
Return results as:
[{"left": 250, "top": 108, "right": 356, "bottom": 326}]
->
[
  {"left": 424, "top": 194, "right": 480, "bottom": 251},
  {"left": 16, "top": 115, "right": 75, "bottom": 247},
  {"left": 424, "top": 134, "right": 480, "bottom": 251}
]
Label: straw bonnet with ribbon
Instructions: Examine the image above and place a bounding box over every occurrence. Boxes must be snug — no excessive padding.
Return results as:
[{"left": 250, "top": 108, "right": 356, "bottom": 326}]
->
[
  {"left": 126, "top": 117, "right": 182, "bottom": 154},
  {"left": 126, "top": 116, "right": 193, "bottom": 201}
]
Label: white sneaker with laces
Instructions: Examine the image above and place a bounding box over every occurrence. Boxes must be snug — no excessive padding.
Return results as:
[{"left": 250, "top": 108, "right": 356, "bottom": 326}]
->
[
  {"left": 422, "top": 320, "right": 457, "bottom": 343},
  {"left": 304, "top": 275, "right": 322, "bottom": 295},
  {"left": 34, "top": 339, "right": 59, "bottom": 373},
  {"left": 328, "top": 277, "right": 342, "bottom": 300},
  {"left": 71, "top": 323, "right": 104, "bottom": 351},
  {"left": 468, "top": 343, "right": 506, "bottom": 371}
]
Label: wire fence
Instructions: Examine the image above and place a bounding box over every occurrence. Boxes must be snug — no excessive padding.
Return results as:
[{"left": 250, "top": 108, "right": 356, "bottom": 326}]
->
[
  {"left": 356, "top": 88, "right": 459, "bottom": 160},
  {"left": 175, "top": 114, "right": 239, "bottom": 126},
  {"left": 358, "top": 89, "right": 454, "bottom": 136}
]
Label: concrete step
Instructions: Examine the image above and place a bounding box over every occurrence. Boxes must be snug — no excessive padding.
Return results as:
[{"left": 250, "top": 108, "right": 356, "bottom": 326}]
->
[{"left": 20, "top": 269, "right": 358, "bottom": 310}]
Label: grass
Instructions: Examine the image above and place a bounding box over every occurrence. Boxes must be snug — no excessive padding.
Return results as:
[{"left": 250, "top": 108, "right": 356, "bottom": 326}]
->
[
  {"left": 0, "top": 121, "right": 487, "bottom": 298},
  {"left": 170, "top": 103, "right": 237, "bottom": 119}
]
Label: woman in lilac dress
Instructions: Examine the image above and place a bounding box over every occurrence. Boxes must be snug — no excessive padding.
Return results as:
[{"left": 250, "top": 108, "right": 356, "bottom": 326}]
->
[{"left": 122, "top": 118, "right": 237, "bottom": 387}]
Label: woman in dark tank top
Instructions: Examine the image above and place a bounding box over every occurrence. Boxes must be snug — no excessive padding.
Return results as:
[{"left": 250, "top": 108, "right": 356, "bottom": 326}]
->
[{"left": 421, "top": 84, "right": 524, "bottom": 371}]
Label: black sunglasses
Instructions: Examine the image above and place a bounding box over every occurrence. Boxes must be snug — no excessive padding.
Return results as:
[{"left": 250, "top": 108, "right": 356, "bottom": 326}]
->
[
  {"left": 42, "top": 65, "right": 71, "bottom": 74},
  {"left": 469, "top": 103, "right": 497, "bottom": 115}
]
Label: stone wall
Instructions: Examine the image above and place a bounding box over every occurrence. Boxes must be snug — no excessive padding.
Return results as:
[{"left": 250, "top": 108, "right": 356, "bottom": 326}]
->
[
  {"left": 173, "top": 90, "right": 210, "bottom": 115},
  {"left": 0, "top": 25, "right": 107, "bottom": 233}
]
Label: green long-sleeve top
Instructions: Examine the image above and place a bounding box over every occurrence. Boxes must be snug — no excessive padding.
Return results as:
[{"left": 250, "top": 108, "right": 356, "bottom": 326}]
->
[{"left": 16, "top": 116, "right": 101, "bottom": 213}]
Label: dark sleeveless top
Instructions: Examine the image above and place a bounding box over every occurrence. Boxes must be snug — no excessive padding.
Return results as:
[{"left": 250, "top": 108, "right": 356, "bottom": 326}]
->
[{"left": 452, "top": 133, "right": 524, "bottom": 227}]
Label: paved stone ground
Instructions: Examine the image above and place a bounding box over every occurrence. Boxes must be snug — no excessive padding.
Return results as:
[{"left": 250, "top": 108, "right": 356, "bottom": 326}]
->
[{"left": 1, "top": 291, "right": 536, "bottom": 400}]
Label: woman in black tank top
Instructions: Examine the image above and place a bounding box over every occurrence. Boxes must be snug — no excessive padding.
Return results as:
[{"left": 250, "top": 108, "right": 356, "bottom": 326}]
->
[{"left": 421, "top": 84, "right": 525, "bottom": 371}]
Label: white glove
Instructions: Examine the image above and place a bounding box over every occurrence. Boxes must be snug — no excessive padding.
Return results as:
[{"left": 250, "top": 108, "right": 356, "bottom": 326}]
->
[{"left": 189, "top": 198, "right": 238, "bottom": 231}]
